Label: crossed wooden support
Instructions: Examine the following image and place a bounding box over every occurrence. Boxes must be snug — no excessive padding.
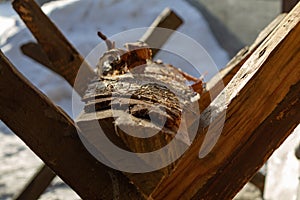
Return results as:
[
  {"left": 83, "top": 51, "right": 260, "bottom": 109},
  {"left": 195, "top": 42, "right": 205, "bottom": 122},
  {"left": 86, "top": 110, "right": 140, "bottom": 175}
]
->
[{"left": 0, "top": 0, "right": 299, "bottom": 199}]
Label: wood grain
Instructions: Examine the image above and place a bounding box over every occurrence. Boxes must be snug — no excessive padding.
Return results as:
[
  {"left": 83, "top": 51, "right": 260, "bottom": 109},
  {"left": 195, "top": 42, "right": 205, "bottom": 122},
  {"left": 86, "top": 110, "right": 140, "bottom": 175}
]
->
[
  {"left": 77, "top": 62, "right": 201, "bottom": 196},
  {"left": 199, "top": 13, "right": 287, "bottom": 112},
  {"left": 12, "top": 0, "right": 95, "bottom": 97},
  {"left": 151, "top": 3, "right": 300, "bottom": 199},
  {"left": 196, "top": 13, "right": 286, "bottom": 195}
]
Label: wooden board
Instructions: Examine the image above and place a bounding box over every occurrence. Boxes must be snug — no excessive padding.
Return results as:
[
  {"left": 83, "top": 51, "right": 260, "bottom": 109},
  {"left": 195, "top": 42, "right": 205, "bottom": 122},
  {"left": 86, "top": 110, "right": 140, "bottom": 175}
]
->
[
  {"left": 14, "top": 165, "right": 55, "bottom": 200},
  {"left": 140, "top": 7, "right": 183, "bottom": 56},
  {"left": 150, "top": 3, "right": 300, "bottom": 199},
  {"left": 195, "top": 13, "right": 286, "bottom": 195},
  {"left": 199, "top": 13, "right": 287, "bottom": 112},
  {"left": 12, "top": 0, "right": 96, "bottom": 97},
  {"left": 0, "top": 50, "right": 144, "bottom": 200}
]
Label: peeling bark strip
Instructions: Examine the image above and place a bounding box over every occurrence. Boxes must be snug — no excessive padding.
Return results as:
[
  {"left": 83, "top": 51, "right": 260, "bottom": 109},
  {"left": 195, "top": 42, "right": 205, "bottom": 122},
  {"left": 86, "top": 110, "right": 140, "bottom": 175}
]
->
[
  {"left": 0, "top": 50, "right": 144, "bottom": 200},
  {"left": 151, "top": 2, "right": 300, "bottom": 199},
  {"left": 77, "top": 43, "right": 202, "bottom": 195},
  {"left": 12, "top": 0, "right": 96, "bottom": 97}
]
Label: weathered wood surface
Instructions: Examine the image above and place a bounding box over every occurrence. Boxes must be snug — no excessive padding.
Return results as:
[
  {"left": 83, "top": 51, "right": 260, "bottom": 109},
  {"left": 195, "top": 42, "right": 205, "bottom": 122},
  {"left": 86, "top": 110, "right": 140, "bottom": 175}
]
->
[
  {"left": 8, "top": 0, "right": 298, "bottom": 198},
  {"left": 150, "top": 3, "right": 300, "bottom": 199},
  {"left": 12, "top": 0, "right": 96, "bottom": 97},
  {"left": 196, "top": 14, "right": 286, "bottom": 193},
  {"left": 0, "top": 50, "right": 144, "bottom": 200},
  {"left": 197, "top": 13, "right": 286, "bottom": 194},
  {"left": 77, "top": 50, "right": 201, "bottom": 195},
  {"left": 15, "top": 4, "right": 184, "bottom": 198},
  {"left": 199, "top": 13, "right": 286, "bottom": 111}
]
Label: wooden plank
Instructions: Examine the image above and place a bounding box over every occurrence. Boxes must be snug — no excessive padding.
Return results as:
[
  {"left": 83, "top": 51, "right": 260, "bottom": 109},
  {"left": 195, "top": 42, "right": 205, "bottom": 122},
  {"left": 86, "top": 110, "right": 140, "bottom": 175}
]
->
[
  {"left": 199, "top": 13, "right": 286, "bottom": 111},
  {"left": 197, "top": 13, "right": 286, "bottom": 193},
  {"left": 12, "top": 0, "right": 96, "bottom": 97},
  {"left": 0, "top": 50, "right": 144, "bottom": 200},
  {"left": 196, "top": 14, "right": 284, "bottom": 191},
  {"left": 150, "top": 3, "right": 300, "bottom": 199},
  {"left": 13, "top": 165, "right": 55, "bottom": 200},
  {"left": 20, "top": 7, "right": 182, "bottom": 77},
  {"left": 20, "top": 42, "right": 52, "bottom": 69},
  {"left": 140, "top": 7, "right": 183, "bottom": 56},
  {"left": 193, "top": 82, "right": 300, "bottom": 199}
]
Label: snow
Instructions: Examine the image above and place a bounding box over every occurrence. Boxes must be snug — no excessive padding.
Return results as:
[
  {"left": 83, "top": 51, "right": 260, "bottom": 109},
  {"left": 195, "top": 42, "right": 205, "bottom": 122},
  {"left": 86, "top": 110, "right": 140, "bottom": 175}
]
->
[
  {"left": 265, "top": 126, "right": 300, "bottom": 200},
  {"left": 0, "top": 0, "right": 299, "bottom": 199}
]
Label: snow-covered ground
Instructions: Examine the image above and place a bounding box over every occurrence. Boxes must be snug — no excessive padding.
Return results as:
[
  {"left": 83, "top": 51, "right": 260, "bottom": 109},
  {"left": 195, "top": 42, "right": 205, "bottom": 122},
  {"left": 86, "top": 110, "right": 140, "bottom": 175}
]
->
[{"left": 0, "top": 0, "right": 299, "bottom": 199}]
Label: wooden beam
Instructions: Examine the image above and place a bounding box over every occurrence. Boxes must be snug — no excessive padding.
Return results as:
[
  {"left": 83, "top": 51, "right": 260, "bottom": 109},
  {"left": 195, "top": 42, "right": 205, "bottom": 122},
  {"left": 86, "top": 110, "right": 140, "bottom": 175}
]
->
[
  {"left": 13, "top": 165, "right": 55, "bottom": 200},
  {"left": 196, "top": 15, "right": 284, "bottom": 192},
  {"left": 197, "top": 13, "right": 286, "bottom": 196},
  {"left": 150, "top": 3, "right": 300, "bottom": 199},
  {"left": 0, "top": 50, "right": 144, "bottom": 200},
  {"left": 20, "top": 7, "right": 182, "bottom": 78},
  {"left": 20, "top": 42, "right": 52, "bottom": 69},
  {"left": 12, "top": 0, "right": 96, "bottom": 97},
  {"left": 200, "top": 13, "right": 286, "bottom": 111},
  {"left": 140, "top": 7, "right": 183, "bottom": 56},
  {"left": 193, "top": 82, "right": 300, "bottom": 199}
]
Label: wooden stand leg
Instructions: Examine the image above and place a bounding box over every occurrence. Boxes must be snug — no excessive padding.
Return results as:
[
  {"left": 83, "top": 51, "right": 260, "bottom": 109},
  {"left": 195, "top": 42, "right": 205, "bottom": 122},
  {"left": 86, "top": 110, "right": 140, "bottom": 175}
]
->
[{"left": 13, "top": 165, "right": 55, "bottom": 200}]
